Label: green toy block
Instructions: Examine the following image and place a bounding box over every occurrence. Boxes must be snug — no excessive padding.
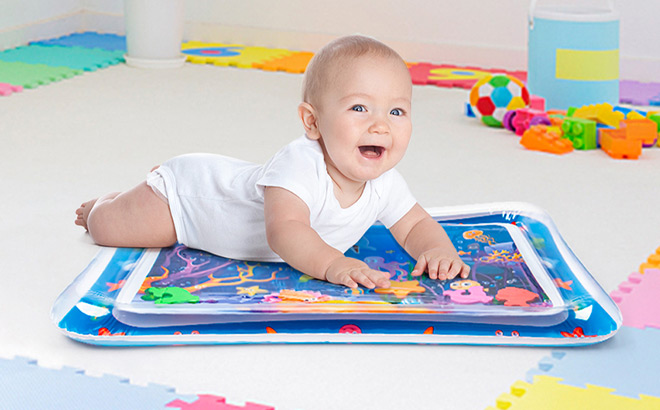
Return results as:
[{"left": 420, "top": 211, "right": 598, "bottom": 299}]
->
[
  {"left": 566, "top": 106, "right": 578, "bottom": 117},
  {"left": 648, "top": 113, "right": 660, "bottom": 131},
  {"left": 561, "top": 117, "right": 597, "bottom": 150}
]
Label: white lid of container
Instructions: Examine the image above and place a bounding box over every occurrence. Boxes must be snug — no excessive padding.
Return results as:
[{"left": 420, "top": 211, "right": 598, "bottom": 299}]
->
[{"left": 530, "top": 1, "right": 619, "bottom": 24}]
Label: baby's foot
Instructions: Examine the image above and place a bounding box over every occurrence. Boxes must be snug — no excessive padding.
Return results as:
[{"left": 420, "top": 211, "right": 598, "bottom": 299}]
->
[{"left": 75, "top": 199, "right": 98, "bottom": 231}]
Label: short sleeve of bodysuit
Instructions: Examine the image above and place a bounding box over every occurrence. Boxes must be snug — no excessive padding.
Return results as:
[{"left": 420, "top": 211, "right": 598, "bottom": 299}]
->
[{"left": 255, "top": 136, "right": 326, "bottom": 212}]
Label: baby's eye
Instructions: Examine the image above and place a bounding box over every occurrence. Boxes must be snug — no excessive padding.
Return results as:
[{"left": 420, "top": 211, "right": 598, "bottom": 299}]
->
[
  {"left": 351, "top": 105, "right": 366, "bottom": 112},
  {"left": 390, "top": 108, "right": 404, "bottom": 116}
]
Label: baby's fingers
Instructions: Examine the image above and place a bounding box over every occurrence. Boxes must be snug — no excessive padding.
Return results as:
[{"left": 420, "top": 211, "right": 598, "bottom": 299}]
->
[
  {"left": 412, "top": 255, "right": 428, "bottom": 277},
  {"left": 459, "top": 262, "right": 471, "bottom": 279},
  {"left": 365, "top": 269, "right": 390, "bottom": 288},
  {"left": 349, "top": 270, "right": 377, "bottom": 289},
  {"left": 445, "top": 260, "right": 463, "bottom": 280},
  {"left": 436, "top": 259, "right": 451, "bottom": 281}
]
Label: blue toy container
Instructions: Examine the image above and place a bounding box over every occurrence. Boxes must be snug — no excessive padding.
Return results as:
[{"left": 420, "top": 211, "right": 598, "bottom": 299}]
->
[{"left": 527, "top": 0, "right": 619, "bottom": 110}]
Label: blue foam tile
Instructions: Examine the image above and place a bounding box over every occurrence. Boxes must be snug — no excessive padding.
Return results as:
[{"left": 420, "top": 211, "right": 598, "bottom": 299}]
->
[
  {"left": 526, "top": 326, "right": 660, "bottom": 399},
  {"left": 31, "top": 32, "right": 127, "bottom": 52},
  {"left": 0, "top": 356, "right": 194, "bottom": 409}
]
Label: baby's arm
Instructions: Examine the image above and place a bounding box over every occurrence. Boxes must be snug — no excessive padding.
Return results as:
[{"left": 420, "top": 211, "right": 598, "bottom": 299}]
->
[
  {"left": 390, "top": 204, "right": 470, "bottom": 280},
  {"left": 263, "top": 187, "right": 390, "bottom": 289}
]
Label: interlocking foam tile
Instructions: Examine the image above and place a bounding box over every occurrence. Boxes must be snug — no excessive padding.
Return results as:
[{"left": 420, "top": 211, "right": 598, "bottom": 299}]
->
[
  {"left": 31, "top": 32, "right": 127, "bottom": 52},
  {"left": 526, "top": 326, "right": 660, "bottom": 399},
  {"left": 0, "top": 60, "right": 82, "bottom": 89},
  {"left": 252, "top": 51, "right": 314, "bottom": 74},
  {"left": 619, "top": 80, "right": 660, "bottom": 106},
  {"left": 0, "top": 356, "right": 196, "bottom": 409},
  {"left": 167, "top": 394, "right": 275, "bottom": 409},
  {"left": 640, "top": 247, "right": 660, "bottom": 273},
  {"left": 0, "top": 45, "right": 124, "bottom": 71},
  {"left": 182, "top": 42, "right": 292, "bottom": 69},
  {"left": 0, "top": 82, "right": 22, "bottom": 96},
  {"left": 610, "top": 269, "right": 660, "bottom": 329},
  {"left": 408, "top": 62, "right": 527, "bottom": 89},
  {"left": 486, "top": 375, "right": 660, "bottom": 410}
]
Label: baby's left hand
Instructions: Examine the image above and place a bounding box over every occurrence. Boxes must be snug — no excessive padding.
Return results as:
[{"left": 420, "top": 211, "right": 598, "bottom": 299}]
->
[{"left": 411, "top": 247, "right": 470, "bottom": 281}]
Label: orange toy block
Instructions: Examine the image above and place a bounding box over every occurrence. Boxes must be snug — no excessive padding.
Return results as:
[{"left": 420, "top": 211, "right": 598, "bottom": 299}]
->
[
  {"left": 600, "top": 128, "right": 642, "bottom": 159},
  {"left": 620, "top": 119, "right": 658, "bottom": 147},
  {"left": 640, "top": 246, "right": 660, "bottom": 273},
  {"left": 520, "top": 125, "right": 573, "bottom": 155}
]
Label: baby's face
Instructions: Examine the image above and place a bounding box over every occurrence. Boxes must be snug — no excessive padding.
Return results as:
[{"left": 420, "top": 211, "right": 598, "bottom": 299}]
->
[{"left": 314, "top": 54, "right": 412, "bottom": 184}]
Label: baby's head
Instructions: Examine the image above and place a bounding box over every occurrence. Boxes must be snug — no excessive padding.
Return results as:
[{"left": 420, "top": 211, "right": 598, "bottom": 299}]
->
[{"left": 299, "top": 35, "right": 413, "bottom": 185}]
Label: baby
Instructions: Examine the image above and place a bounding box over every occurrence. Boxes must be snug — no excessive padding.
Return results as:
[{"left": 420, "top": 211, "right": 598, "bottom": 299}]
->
[{"left": 75, "top": 35, "right": 470, "bottom": 289}]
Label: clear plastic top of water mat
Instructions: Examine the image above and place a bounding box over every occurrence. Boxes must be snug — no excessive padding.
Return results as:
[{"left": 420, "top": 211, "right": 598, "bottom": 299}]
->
[{"left": 113, "top": 211, "right": 569, "bottom": 328}]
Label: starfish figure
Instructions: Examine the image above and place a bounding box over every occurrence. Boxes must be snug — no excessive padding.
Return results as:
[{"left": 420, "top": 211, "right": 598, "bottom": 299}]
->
[
  {"left": 237, "top": 285, "right": 269, "bottom": 296},
  {"left": 375, "top": 280, "right": 425, "bottom": 299}
]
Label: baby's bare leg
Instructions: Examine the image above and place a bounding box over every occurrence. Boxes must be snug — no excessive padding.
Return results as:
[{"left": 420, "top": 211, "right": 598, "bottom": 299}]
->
[{"left": 79, "top": 181, "right": 176, "bottom": 248}]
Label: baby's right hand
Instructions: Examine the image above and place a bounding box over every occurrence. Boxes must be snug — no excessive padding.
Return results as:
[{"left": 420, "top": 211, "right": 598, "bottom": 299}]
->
[{"left": 325, "top": 257, "right": 391, "bottom": 289}]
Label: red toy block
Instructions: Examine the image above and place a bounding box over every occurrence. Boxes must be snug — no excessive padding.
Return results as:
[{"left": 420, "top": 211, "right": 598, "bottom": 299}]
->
[
  {"left": 600, "top": 129, "right": 642, "bottom": 159},
  {"left": 619, "top": 119, "right": 658, "bottom": 147},
  {"left": 167, "top": 395, "right": 275, "bottom": 410},
  {"left": 610, "top": 269, "right": 660, "bottom": 330},
  {"left": 512, "top": 108, "right": 550, "bottom": 136},
  {"left": 520, "top": 125, "right": 573, "bottom": 155}
]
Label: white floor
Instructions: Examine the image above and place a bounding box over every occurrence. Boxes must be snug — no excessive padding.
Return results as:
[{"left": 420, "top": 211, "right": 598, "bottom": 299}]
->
[{"left": 1, "top": 63, "right": 659, "bottom": 410}]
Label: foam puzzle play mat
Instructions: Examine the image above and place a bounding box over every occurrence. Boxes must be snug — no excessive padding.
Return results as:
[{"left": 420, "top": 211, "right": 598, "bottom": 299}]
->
[{"left": 52, "top": 203, "right": 620, "bottom": 346}]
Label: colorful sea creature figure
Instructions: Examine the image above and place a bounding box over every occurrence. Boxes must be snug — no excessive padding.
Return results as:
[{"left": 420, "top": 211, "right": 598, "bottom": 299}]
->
[
  {"left": 106, "top": 279, "right": 126, "bottom": 292},
  {"left": 553, "top": 278, "right": 573, "bottom": 290},
  {"left": 481, "top": 249, "right": 523, "bottom": 264},
  {"left": 443, "top": 280, "right": 493, "bottom": 304},
  {"left": 462, "top": 229, "right": 495, "bottom": 245},
  {"left": 364, "top": 256, "right": 409, "bottom": 279},
  {"left": 560, "top": 326, "right": 596, "bottom": 338},
  {"left": 98, "top": 327, "right": 126, "bottom": 336},
  {"left": 495, "top": 286, "right": 539, "bottom": 306},
  {"left": 236, "top": 286, "right": 268, "bottom": 296},
  {"left": 374, "top": 280, "right": 425, "bottom": 299},
  {"left": 142, "top": 286, "right": 200, "bottom": 304},
  {"left": 263, "top": 289, "right": 332, "bottom": 303}
]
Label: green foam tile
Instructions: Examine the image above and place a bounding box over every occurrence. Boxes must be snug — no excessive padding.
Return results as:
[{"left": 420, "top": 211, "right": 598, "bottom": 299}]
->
[
  {"left": 0, "top": 45, "right": 124, "bottom": 71},
  {"left": 0, "top": 61, "right": 82, "bottom": 89}
]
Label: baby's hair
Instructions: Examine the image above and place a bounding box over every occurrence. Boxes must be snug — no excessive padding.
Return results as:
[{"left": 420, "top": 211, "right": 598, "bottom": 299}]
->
[{"left": 302, "top": 35, "right": 407, "bottom": 106}]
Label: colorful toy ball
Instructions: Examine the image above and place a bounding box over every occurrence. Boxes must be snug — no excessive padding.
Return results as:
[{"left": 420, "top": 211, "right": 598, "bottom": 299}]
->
[{"left": 469, "top": 74, "right": 530, "bottom": 127}]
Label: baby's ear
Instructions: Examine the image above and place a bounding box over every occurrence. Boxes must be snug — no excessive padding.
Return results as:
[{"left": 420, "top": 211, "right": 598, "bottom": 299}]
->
[{"left": 298, "top": 102, "right": 320, "bottom": 140}]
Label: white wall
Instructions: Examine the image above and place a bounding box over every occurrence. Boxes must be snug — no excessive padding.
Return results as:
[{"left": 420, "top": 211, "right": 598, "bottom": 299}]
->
[
  {"left": 2, "top": 0, "right": 660, "bottom": 81},
  {"left": 0, "top": 0, "right": 82, "bottom": 50}
]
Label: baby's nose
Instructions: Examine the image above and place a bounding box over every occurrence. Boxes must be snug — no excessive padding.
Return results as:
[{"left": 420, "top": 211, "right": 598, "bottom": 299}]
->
[{"left": 368, "top": 117, "right": 389, "bottom": 134}]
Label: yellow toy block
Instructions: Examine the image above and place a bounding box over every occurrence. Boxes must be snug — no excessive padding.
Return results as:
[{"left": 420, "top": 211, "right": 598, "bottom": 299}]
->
[
  {"left": 486, "top": 375, "right": 660, "bottom": 410},
  {"left": 181, "top": 41, "right": 293, "bottom": 69},
  {"left": 626, "top": 110, "right": 645, "bottom": 120},
  {"left": 572, "top": 103, "right": 624, "bottom": 128}
]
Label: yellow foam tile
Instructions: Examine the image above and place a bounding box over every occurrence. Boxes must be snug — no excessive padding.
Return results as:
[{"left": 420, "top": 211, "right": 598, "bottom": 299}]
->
[
  {"left": 486, "top": 376, "right": 660, "bottom": 410},
  {"left": 182, "top": 41, "right": 293, "bottom": 68}
]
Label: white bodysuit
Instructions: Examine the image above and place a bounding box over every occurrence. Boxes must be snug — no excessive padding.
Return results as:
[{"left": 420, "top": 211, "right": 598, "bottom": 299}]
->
[{"left": 147, "top": 136, "right": 417, "bottom": 262}]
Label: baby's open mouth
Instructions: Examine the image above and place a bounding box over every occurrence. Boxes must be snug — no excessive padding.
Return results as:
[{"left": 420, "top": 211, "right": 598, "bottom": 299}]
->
[{"left": 359, "top": 145, "right": 384, "bottom": 158}]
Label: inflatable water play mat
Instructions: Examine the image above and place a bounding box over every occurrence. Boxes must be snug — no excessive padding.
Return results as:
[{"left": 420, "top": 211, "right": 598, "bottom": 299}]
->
[{"left": 53, "top": 203, "right": 620, "bottom": 346}]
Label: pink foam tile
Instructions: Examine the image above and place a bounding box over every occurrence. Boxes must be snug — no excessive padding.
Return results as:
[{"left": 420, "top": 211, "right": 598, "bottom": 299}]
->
[
  {"left": 610, "top": 268, "right": 660, "bottom": 330},
  {"left": 0, "top": 82, "right": 23, "bottom": 96}
]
